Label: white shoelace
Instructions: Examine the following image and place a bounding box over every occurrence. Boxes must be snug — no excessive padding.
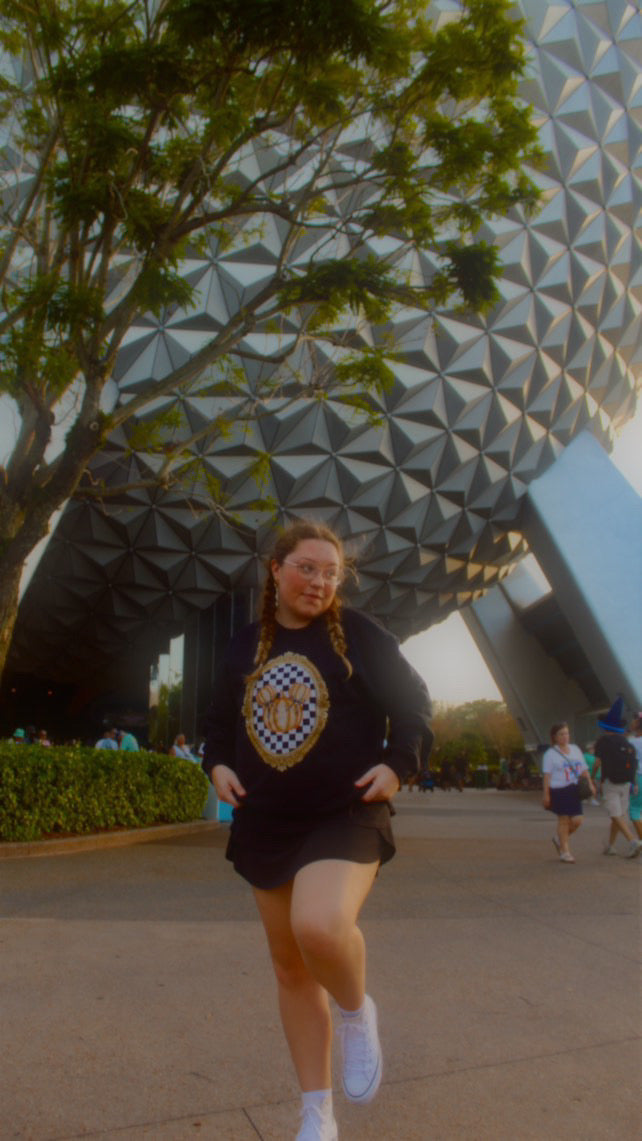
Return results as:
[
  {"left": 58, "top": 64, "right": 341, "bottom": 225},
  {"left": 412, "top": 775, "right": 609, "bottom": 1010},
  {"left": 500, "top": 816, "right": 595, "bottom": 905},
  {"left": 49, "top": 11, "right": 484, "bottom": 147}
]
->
[{"left": 339, "top": 1015, "right": 377, "bottom": 1068}]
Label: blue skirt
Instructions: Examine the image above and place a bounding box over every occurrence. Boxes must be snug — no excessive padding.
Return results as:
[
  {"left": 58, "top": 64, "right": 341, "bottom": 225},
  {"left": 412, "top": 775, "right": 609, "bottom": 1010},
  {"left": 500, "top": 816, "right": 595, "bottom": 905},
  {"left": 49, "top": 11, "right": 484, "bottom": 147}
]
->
[{"left": 550, "top": 784, "right": 582, "bottom": 817}]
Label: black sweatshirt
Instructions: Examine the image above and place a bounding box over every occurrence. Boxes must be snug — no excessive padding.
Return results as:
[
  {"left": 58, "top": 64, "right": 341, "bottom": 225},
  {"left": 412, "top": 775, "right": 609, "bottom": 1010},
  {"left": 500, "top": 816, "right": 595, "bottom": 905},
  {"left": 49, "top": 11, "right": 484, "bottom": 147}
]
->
[{"left": 202, "top": 608, "right": 433, "bottom": 821}]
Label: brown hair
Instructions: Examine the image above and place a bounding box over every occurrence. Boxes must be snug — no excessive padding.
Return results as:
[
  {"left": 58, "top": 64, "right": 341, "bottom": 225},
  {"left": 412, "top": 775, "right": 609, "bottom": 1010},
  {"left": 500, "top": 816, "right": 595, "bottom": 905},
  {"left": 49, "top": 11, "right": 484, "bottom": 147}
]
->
[
  {"left": 249, "top": 520, "right": 353, "bottom": 680},
  {"left": 549, "top": 721, "right": 568, "bottom": 744}
]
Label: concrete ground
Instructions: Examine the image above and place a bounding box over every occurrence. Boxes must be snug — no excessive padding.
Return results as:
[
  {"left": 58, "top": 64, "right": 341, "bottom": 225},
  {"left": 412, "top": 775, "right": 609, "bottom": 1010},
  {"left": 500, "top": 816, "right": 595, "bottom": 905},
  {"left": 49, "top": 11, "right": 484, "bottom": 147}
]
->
[{"left": 1, "top": 789, "right": 640, "bottom": 1141}]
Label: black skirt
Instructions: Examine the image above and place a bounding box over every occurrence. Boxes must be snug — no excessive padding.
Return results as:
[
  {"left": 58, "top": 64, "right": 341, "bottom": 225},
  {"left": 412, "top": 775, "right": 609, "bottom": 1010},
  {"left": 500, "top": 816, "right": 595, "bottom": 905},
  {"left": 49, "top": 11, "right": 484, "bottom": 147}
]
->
[
  {"left": 225, "top": 800, "right": 396, "bottom": 889},
  {"left": 549, "top": 784, "right": 583, "bottom": 817}
]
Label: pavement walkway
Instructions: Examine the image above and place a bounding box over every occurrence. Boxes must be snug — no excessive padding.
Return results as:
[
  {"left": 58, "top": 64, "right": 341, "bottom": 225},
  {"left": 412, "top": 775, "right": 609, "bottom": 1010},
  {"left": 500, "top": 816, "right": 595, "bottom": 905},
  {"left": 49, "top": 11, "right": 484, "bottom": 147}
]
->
[{"left": 1, "top": 789, "right": 640, "bottom": 1140}]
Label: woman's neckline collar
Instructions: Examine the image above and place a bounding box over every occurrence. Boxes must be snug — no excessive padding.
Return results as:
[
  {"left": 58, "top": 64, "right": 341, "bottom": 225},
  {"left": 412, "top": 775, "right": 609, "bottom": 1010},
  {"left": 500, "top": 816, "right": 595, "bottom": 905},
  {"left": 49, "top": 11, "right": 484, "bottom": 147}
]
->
[{"left": 275, "top": 615, "right": 322, "bottom": 631}]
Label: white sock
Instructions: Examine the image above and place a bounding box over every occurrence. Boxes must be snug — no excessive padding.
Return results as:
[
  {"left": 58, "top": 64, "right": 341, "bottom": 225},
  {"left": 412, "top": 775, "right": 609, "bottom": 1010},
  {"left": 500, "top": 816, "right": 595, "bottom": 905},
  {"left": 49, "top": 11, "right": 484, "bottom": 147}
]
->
[
  {"left": 302, "top": 1090, "right": 333, "bottom": 1112},
  {"left": 338, "top": 1000, "right": 365, "bottom": 1020}
]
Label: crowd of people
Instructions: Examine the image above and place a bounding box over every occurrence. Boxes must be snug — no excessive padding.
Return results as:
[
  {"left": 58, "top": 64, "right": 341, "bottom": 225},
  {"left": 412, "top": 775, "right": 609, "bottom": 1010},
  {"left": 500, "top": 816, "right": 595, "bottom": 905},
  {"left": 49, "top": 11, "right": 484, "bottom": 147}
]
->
[
  {"left": 541, "top": 698, "right": 642, "bottom": 864},
  {"left": 6, "top": 726, "right": 52, "bottom": 747},
  {"left": 409, "top": 753, "right": 537, "bottom": 792},
  {"left": 5, "top": 724, "right": 203, "bottom": 759}
]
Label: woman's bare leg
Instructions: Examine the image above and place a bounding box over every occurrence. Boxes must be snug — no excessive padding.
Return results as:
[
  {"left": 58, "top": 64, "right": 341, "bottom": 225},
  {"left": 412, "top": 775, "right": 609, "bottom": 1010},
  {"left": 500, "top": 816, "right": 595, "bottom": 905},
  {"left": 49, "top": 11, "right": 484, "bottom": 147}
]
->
[
  {"left": 557, "top": 816, "right": 570, "bottom": 853},
  {"left": 290, "top": 860, "right": 379, "bottom": 1011},
  {"left": 558, "top": 815, "right": 581, "bottom": 854},
  {"left": 253, "top": 881, "right": 333, "bottom": 1092},
  {"left": 253, "top": 860, "right": 379, "bottom": 1092}
]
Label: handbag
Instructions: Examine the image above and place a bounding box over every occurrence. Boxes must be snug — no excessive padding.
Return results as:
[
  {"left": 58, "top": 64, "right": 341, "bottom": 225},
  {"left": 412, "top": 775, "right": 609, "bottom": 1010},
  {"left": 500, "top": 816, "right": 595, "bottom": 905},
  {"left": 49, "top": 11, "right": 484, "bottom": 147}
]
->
[
  {"left": 554, "top": 746, "right": 591, "bottom": 800},
  {"left": 577, "top": 772, "right": 591, "bottom": 800}
]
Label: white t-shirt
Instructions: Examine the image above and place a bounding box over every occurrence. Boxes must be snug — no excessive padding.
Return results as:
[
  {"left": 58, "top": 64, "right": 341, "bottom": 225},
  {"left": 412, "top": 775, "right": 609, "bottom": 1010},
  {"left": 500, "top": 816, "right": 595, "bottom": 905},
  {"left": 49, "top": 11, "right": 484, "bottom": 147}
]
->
[
  {"left": 171, "top": 743, "right": 197, "bottom": 761},
  {"left": 542, "top": 743, "right": 587, "bottom": 789},
  {"left": 628, "top": 736, "right": 642, "bottom": 776}
]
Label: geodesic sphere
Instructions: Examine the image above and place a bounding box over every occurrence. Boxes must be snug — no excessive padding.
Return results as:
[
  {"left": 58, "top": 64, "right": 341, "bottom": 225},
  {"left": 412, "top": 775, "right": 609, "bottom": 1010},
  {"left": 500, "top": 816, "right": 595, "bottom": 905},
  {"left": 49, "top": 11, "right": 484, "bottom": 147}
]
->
[{"left": 12, "top": 0, "right": 641, "bottom": 678}]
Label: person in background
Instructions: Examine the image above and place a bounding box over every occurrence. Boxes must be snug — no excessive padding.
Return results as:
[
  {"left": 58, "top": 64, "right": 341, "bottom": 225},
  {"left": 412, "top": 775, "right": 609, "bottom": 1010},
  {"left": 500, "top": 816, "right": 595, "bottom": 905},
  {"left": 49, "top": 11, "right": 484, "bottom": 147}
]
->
[
  {"left": 118, "top": 729, "right": 139, "bottom": 751},
  {"left": 593, "top": 697, "right": 640, "bottom": 858},
  {"left": 542, "top": 722, "right": 595, "bottom": 863},
  {"left": 170, "top": 733, "right": 198, "bottom": 761},
  {"left": 95, "top": 726, "right": 118, "bottom": 750},
  {"left": 583, "top": 741, "right": 600, "bottom": 805},
  {"left": 37, "top": 729, "right": 52, "bottom": 746},
  {"left": 11, "top": 728, "right": 26, "bottom": 744},
  {"left": 203, "top": 520, "right": 432, "bottom": 1141},
  {"left": 626, "top": 711, "right": 642, "bottom": 843}
]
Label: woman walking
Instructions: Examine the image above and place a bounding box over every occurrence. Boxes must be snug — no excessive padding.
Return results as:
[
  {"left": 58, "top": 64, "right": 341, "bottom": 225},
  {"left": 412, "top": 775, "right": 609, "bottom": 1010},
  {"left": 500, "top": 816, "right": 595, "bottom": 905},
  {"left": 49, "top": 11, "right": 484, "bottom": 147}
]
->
[
  {"left": 542, "top": 722, "right": 595, "bottom": 863},
  {"left": 202, "top": 520, "right": 432, "bottom": 1140}
]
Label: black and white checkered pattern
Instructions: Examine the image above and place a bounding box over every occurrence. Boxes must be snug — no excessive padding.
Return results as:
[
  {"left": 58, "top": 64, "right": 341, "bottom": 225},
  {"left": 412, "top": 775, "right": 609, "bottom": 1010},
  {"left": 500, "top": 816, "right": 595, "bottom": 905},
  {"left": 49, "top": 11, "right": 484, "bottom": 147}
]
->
[{"left": 250, "top": 658, "right": 320, "bottom": 758}]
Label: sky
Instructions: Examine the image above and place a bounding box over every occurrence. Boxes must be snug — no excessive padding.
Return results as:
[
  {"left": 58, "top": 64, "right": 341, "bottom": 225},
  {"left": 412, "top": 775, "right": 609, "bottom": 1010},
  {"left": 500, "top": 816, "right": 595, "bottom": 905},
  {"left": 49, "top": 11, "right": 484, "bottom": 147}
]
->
[{"left": 401, "top": 412, "right": 642, "bottom": 706}]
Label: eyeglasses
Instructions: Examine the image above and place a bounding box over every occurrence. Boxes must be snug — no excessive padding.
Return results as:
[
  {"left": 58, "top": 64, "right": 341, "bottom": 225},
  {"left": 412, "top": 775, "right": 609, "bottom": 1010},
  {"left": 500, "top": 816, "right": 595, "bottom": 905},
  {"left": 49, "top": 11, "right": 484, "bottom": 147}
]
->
[{"left": 282, "top": 560, "right": 343, "bottom": 585}]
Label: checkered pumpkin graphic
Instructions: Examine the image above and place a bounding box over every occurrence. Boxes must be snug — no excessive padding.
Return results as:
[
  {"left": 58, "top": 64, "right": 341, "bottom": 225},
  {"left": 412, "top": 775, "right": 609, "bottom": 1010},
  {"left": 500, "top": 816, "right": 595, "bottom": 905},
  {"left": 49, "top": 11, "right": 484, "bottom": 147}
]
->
[{"left": 243, "top": 654, "right": 329, "bottom": 771}]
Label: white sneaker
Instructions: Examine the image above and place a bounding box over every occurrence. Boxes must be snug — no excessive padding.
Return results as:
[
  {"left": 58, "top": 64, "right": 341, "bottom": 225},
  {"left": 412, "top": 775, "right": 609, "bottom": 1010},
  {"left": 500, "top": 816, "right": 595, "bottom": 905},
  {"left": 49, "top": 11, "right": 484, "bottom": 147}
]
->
[
  {"left": 626, "top": 841, "right": 641, "bottom": 859},
  {"left": 295, "top": 1103, "right": 338, "bottom": 1141},
  {"left": 338, "top": 995, "right": 382, "bottom": 1104},
  {"left": 603, "top": 844, "right": 618, "bottom": 856}
]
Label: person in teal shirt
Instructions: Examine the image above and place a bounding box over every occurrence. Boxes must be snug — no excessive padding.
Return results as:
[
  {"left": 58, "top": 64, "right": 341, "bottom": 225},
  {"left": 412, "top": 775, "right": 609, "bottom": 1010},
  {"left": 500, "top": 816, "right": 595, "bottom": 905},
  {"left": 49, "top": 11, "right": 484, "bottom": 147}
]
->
[
  {"left": 118, "top": 730, "right": 139, "bottom": 751},
  {"left": 628, "top": 713, "right": 642, "bottom": 840},
  {"left": 583, "top": 742, "right": 600, "bottom": 804}
]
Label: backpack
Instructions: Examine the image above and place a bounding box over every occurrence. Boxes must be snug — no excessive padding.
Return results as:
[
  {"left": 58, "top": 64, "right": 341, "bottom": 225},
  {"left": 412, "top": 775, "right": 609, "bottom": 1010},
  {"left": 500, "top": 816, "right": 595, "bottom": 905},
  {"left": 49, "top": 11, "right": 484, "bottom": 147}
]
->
[
  {"left": 615, "top": 745, "right": 636, "bottom": 783},
  {"left": 597, "top": 735, "right": 636, "bottom": 783}
]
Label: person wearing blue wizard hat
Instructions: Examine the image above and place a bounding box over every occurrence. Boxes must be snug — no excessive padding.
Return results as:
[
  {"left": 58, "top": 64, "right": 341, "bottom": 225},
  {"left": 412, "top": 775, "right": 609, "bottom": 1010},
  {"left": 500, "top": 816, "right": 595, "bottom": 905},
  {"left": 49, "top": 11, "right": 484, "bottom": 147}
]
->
[
  {"left": 593, "top": 697, "right": 641, "bottom": 858},
  {"left": 597, "top": 696, "right": 627, "bottom": 734}
]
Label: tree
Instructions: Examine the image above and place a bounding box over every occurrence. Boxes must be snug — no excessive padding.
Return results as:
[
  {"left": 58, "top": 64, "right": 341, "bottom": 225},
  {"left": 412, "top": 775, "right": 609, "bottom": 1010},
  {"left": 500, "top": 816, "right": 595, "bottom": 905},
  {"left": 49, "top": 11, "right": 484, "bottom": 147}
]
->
[
  {"left": 0, "top": 0, "right": 541, "bottom": 679},
  {"left": 432, "top": 698, "right": 524, "bottom": 762},
  {"left": 148, "top": 678, "right": 182, "bottom": 751}
]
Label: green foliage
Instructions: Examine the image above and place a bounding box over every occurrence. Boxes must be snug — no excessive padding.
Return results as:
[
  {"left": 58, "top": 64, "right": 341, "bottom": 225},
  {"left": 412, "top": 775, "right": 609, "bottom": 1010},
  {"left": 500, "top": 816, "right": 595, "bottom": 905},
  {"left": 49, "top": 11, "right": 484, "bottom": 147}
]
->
[
  {"left": 0, "top": 743, "right": 209, "bottom": 842},
  {"left": 333, "top": 348, "right": 395, "bottom": 407},
  {"left": 280, "top": 257, "right": 404, "bottom": 327},
  {"left": 148, "top": 680, "right": 183, "bottom": 752},
  {"left": 432, "top": 699, "right": 524, "bottom": 769},
  {"left": 0, "top": 0, "right": 540, "bottom": 420},
  {"left": 436, "top": 730, "right": 490, "bottom": 768},
  {"left": 0, "top": 0, "right": 542, "bottom": 677},
  {"left": 434, "top": 241, "right": 502, "bottom": 312}
]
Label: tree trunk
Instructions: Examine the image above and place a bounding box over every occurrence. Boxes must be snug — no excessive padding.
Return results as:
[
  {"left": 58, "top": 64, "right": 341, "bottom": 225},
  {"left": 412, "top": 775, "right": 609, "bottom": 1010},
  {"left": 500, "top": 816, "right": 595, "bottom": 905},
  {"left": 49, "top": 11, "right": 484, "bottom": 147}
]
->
[
  {"left": 0, "top": 494, "right": 66, "bottom": 684},
  {"left": 0, "top": 560, "right": 24, "bottom": 682},
  {"left": 0, "top": 410, "right": 109, "bottom": 684}
]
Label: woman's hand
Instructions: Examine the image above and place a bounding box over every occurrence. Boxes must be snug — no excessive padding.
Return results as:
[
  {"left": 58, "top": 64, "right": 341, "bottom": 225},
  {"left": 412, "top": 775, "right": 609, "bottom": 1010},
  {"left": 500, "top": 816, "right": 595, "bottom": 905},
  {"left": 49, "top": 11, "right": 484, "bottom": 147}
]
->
[
  {"left": 355, "top": 763, "right": 401, "bottom": 802},
  {"left": 212, "top": 764, "right": 246, "bottom": 807}
]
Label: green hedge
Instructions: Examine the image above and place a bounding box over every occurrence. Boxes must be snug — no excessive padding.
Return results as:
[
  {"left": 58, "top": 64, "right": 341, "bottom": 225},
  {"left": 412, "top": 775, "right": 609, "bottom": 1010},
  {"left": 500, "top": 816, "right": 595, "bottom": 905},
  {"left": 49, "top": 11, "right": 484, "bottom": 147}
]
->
[{"left": 0, "top": 744, "right": 209, "bottom": 842}]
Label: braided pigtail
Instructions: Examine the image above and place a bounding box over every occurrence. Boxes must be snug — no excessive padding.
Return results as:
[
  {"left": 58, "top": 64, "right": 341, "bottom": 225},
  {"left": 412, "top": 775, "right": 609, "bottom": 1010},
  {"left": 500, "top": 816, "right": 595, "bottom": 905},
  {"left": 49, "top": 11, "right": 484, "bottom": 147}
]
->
[
  {"left": 324, "top": 596, "right": 353, "bottom": 679},
  {"left": 246, "top": 574, "right": 278, "bottom": 683}
]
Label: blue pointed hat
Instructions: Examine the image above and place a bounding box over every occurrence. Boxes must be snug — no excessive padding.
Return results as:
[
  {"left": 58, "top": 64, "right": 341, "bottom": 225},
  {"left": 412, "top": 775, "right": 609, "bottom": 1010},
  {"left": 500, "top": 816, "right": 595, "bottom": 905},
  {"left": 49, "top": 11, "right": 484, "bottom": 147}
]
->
[{"left": 597, "top": 696, "right": 627, "bottom": 733}]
